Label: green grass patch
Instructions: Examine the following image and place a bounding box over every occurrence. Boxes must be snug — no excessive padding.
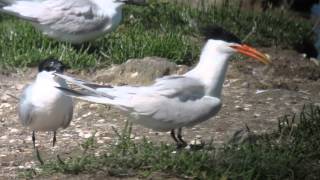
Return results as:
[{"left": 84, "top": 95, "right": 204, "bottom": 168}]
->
[
  {"left": 21, "top": 104, "right": 320, "bottom": 179},
  {"left": 0, "top": 0, "right": 312, "bottom": 70}
]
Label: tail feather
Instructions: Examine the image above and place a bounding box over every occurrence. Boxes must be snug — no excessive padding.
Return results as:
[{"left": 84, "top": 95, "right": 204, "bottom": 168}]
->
[
  {"left": 55, "top": 74, "right": 131, "bottom": 111},
  {"left": 56, "top": 86, "right": 115, "bottom": 105},
  {"left": 55, "top": 73, "right": 114, "bottom": 99},
  {"left": 0, "top": 1, "right": 42, "bottom": 22}
]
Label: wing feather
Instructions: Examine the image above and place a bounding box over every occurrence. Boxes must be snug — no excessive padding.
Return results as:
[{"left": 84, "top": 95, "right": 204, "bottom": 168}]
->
[
  {"left": 18, "top": 84, "right": 34, "bottom": 126},
  {"left": 1, "top": 0, "right": 111, "bottom": 34}
]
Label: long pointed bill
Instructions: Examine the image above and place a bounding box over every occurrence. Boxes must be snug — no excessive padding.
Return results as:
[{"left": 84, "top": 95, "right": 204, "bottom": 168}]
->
[{"left": 230, "top": 44, "right": 271, "bottom": 64}]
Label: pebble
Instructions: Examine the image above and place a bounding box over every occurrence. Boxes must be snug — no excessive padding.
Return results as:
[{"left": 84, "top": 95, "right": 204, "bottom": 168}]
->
[
  {"left": 97, "top": 140, "right": 104, "bottom": 144},
  {"left": 254, "top": 113, "right": 261, "bottom": 118},
  {"left": 0, "top": 135, "right": 8, "bottom": 140},
  {"left": 0, "top": 94, "right": 10, "bottom": 102},
  {"left": 130, "top": 72, "right": 139, "bottom": 78},
  {"left": 89, "top": 104, "right": 99, "bottom": 109},
  {"left": 15, "top": 84, "right": 24, "bottom": 90},
  {"left": 62, "top": 134, "right": 72, "bottom": 137},
  {"left": 9, "top": 128, "right": 19, "bottom": 133},
  {"left": 134, "top": 136, "right": 142, "bottom": 140},
  {"left": 79, "top": 132, "right": 92, "bottom": 138},
  {"left": 190, "top": 139, "right": 202, "bottom": 145},
  {"left": 267, "top": 97, "right": 273, "bottom": 101},
  {"left": 235, "top": 105, "right": 244, "bottom": 111},
  {"left": 102, "top": 137, "right": 112, "bottom": 140},
  {"left": 81, "top": 112, "right": 92, "bottom": 118},
  {"left": 0, "top": 103, "right": 11, "bottom": 108}
]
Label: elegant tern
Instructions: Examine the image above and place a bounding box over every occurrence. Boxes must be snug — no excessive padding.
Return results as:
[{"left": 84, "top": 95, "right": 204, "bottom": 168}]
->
[
  {"left": 0, "top": 0, "right": 145, "bottom": 43},
  {"left": 55, "top": 27, "right": 271, "bottom": 147},
  {"left": 19, "top": 58, "right": 73, "bottom": 162}
]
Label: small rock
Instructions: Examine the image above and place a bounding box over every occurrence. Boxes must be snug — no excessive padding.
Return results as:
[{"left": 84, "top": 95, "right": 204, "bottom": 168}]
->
[
  {"left": 9, "top": 128, "right": 19, "bottom": 133},
  {"left": 15, "top": 84, "right": 24, "bottom": 90},
  {"left": 89, "top": 104, "right": 99, "bottom": 109},
  {"left": 254, "top": 113, "right": 261, "bottom": 118},
  {"left": 97, "top": 140, "right": 104, "bottom": 144},
  {"left": 0, "top": 103, "right": 11, "bottom": 108},
  {"left": 81, "top": 112, "right": 92, "bottom": 118},
  {"left": 97, "top": 119, "right": 105, "bottom": 123}
]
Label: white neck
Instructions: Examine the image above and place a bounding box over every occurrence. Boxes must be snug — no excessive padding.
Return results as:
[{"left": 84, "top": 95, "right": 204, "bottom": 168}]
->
[
  {"left": 185, "top": 41, "right": 231, "bottom": 97},
  {"left": 95, "top": 0, "right": 124, "bottom": 8},
  {"left": 35, "top": 71, "right": 66, "bottom": 88}
]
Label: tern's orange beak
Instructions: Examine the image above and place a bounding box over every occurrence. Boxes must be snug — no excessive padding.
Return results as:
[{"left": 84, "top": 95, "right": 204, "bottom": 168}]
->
[{"left": 230, "top": 44, "right": 271, "bottom": 64}]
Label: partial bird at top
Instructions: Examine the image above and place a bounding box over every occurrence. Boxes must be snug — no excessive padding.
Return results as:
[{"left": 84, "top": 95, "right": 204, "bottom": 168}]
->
[
  {"left": 0, "top": 0, "right": 146, "bottom": 43},
  {"left": 55, "top": 26, "right": 271, "bottom": 148}
]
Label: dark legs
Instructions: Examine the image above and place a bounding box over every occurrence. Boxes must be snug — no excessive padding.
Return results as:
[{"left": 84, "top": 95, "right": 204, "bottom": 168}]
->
[
  {"left": 53, "top": 131, "right": 57, "bottom": 147},
  {"left": 177, "top": 128, "right": 187, "bottom": 146},
  {"left": 32, "top": 131, "right": 36, "bottom": 149},
  {"left": 31, "top": 131, "right": 44, "bottom": 165},
  {"left": 170, "top": 128, "right": 187, "bottom": 148}
]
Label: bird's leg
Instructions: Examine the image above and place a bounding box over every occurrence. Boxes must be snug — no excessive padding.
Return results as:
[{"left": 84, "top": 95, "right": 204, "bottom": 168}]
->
[
  {"left": 170, "top": 129, "right": 179, "bottom": 144},
  {"left": 32, "top": 131, "right": 44, "bottom": 165},
  {"left": 35, "top": 147, "right": 44, "bottom": 165},
  {"left": 52, "top": 131, "right": 57, "bottom": 147},
  {"left": 32, "top": 131, "right": 36, "bottom": 149},
  {"left": 171, "top": 129, "right": 187, "bottom": 149},
  {"left": 177, "top": 128, "right": 187, "bottom": 148},
  {"left": 56, "top": 154, "right": 65, "bottom": 165}
]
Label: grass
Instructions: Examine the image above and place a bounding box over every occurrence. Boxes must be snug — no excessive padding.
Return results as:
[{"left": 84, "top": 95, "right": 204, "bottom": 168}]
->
[
  {"left": 0, "top": 0, "right": 312, "bottom": 70},
  {"left": 20, "top": 104, "right": 320, "bottom": 179}
]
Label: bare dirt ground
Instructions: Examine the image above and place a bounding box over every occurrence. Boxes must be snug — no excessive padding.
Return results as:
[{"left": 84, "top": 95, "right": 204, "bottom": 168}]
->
[{"left": 1, "top": 47, "right": 320, "bottom": 179}]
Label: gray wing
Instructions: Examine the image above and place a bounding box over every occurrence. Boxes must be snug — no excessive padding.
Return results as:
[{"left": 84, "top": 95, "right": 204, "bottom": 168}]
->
[
  {"left": 152, "top": 75, "right": 206, "bottom": 98},
  {"left": 2, "top": 0, "right": 111, "bottom": 34},
  {"left": 18, "top": 84, "right": 34, "bottom": 126},
  {"left": 125, "top": 76, "right": 221, "bottom": 129},
  {"left": 130, "top": 95, "right": 221, "bottom": 130},
  {"left": 61, "top": 100, "right": 73, "bottom": 129},
  {"left": 41, "top": 0, "right": 111, "bottom": 34},
  {"left": 56, "top": 78, "right": 74, "bottom": 129},
  {"left": 92, "top": 75, "right": 205, "bottom": 102}
]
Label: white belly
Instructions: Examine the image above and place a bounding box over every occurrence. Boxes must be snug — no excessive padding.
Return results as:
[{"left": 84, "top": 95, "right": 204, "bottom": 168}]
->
[{"left": 29, "top": 88, "right": 73, "bottom": 131}]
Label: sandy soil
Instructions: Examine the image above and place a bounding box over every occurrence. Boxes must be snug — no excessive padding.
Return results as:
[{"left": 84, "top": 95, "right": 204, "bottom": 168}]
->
[{"left": 0, "top": 47, "right": 320, "bottom": 179}]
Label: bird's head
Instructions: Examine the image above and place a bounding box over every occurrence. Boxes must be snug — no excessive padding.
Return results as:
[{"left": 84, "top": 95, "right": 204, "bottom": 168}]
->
[
  {"left": 38, "top": 58, "right": 66, "bottom": 74},
  {"left": 202, "top": 25, "right": 271, "bottom": 64}
]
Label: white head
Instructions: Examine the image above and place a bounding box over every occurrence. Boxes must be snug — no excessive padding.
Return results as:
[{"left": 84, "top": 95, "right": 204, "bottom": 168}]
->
[
  {"left": 204, "top": 40, "right": 270, "bottom": 64},
  {"left": 201, "top": 25, "right": 271, "bottom": 64}
]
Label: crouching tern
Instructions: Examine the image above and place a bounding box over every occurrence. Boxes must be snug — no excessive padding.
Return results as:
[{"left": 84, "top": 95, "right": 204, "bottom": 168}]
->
[
  {"left": 55, "top": 27, "right": 271, "bottom": 147},
  {"left": 19, "top": 58, "right": 73, "bottom": 163},
  {"left": 0, "top": 0, "right": 145, "bottom": 43}
]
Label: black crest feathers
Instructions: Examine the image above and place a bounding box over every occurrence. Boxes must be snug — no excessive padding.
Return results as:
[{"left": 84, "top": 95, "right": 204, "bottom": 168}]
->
[{"left": 201, "top": 25, "right": 241, "bottom": 44}]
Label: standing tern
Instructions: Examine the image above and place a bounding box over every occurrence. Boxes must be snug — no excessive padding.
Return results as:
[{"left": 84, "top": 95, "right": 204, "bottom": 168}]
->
[
  {"left": 0, "top": 0, "right": 145, "bottom": 43},
  {"left": 19, "top": 58, "right": 73, "bottom": 162},
  {"left": 55, "top": 27, "right": 271, "bottom": 147}
]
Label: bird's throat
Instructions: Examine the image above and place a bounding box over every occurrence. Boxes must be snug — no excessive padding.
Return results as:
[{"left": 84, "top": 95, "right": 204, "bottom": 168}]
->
[{"left": 186, "top": 44, "right": 230, "bottom": 98}]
